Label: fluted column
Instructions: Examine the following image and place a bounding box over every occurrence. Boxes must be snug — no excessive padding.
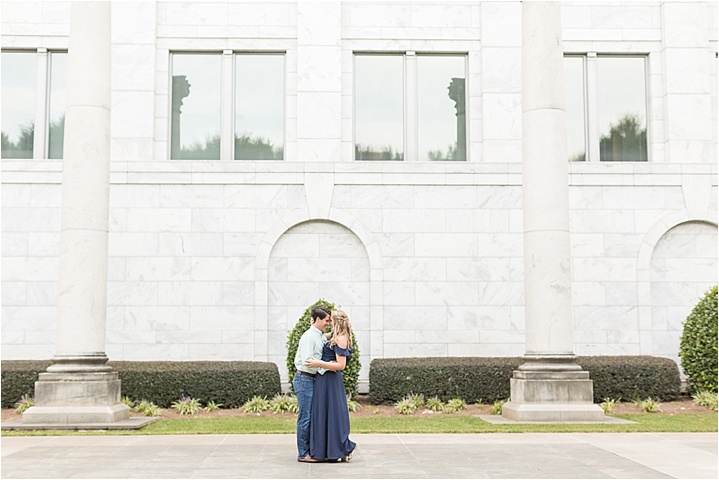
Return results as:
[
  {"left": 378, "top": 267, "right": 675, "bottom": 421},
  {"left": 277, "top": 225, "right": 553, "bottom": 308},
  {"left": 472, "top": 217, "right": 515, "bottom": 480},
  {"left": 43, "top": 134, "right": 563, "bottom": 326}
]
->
[
  {"left": 22, "top": 2, "right": 130, "bottom": 425},
  {"left": 502, "top": 2, "right": 603, "bottom": 422}
]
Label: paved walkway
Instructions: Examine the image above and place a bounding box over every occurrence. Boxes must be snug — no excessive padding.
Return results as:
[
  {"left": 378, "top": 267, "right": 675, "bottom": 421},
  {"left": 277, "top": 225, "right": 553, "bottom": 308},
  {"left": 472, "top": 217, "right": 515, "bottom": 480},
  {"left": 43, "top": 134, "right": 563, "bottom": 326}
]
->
[{"left": 2, "top": 433, "right": 716, "bottom": 479}]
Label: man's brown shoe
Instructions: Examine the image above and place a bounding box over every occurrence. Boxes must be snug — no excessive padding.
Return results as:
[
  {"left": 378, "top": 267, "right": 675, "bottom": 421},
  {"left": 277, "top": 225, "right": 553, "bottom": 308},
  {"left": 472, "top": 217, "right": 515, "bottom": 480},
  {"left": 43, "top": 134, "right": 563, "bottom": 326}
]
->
[{"left": 297, "top": 455, "right": 318, "bottom": 463}]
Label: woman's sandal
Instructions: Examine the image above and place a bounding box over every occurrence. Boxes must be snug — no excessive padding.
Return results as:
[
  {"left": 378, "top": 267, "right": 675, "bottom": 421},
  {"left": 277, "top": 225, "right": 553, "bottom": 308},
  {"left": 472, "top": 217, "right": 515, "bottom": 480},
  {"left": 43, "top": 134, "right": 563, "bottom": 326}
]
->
[{"left": 340, "top": 453, "right": 353, "bottom": 462}]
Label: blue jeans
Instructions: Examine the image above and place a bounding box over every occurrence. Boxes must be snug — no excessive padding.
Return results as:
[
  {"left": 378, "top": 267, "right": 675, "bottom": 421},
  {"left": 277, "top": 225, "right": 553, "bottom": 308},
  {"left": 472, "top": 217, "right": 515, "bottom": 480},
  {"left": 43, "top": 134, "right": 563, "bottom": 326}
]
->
[{"left": 294, "top": 373, "right": 315, "bottom": 458}]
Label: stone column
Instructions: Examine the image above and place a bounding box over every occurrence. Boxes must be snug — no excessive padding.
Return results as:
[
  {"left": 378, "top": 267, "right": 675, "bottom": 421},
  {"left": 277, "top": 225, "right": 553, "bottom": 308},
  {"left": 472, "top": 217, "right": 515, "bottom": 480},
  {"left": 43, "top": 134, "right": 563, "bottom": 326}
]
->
[
  {"left": 502, "top": 2, "right": 604, "bottom": 422},
  {"left": 22, "top": 2, "right": 130, "bottom": 425}
]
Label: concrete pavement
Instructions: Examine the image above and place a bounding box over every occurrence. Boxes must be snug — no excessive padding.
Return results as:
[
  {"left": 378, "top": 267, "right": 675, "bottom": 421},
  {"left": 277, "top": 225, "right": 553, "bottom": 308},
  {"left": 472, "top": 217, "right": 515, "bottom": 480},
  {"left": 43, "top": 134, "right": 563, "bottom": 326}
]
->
[{"left": 2, "top": 432, "right": 717, "bottom": 479}]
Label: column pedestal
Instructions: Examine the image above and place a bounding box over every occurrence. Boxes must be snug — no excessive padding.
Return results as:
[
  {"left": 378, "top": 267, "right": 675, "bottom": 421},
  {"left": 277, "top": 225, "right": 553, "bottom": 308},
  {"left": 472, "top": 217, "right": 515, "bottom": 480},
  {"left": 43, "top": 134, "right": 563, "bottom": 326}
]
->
[{"left": 503, "top": 356, "right": 604, "bottom": 422}]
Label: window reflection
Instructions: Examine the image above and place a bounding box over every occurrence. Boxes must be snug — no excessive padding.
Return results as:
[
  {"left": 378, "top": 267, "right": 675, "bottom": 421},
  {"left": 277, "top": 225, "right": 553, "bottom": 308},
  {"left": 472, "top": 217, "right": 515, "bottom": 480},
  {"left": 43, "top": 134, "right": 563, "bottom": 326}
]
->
[
  {"left": 598, "top": 57, "right": 647, "bottom": 161},
  {"left": 418, "top": 56, "right": 465, "bottom": 161},
  {"left": 355, "top": 55, "right": 404, "bottom": 161},
  {"left": 1, "top": 52, "right": 36, "bottom": 159},
  {"left": 235, "top": 55, "right": 284, "bottom": 160},
  {"left": 565, "top": 56, "right": 586, "bottom": 162},
  {"left": 48, "top": 52, "right": 67, "bottom": 159},
  {"left": 171, "top": 54, "right": 221, "bottom": 160}
]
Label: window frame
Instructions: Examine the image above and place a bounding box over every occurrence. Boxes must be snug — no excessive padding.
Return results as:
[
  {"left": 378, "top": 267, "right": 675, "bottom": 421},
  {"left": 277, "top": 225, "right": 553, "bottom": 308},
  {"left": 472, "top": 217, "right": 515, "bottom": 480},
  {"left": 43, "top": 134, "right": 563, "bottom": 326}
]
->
[
  {"left": 565, "top": 52, "right": 650, "bottom": 163},
  {"left": 168, "top": 50, "right": 286, "bottom": 161},
  {"left": 1, "top": 48, "right": 67, "bottom": 160},
  {"left": 353, "top": 51, "right": 469, "bottom": 162}
]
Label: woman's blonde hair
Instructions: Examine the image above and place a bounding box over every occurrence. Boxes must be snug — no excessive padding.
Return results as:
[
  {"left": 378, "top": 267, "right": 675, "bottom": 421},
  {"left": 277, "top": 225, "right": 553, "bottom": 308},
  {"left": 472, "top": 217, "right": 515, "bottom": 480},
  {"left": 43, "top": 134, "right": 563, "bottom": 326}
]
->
[{"left": 330, "top": 310, "right": 353, "bottom": 349}]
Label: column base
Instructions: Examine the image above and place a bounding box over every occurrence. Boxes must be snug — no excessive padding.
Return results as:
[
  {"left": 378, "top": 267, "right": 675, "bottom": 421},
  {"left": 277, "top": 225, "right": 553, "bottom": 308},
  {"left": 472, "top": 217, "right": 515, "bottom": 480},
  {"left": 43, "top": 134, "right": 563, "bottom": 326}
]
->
[
  {"left": 22, "top": 370, "right": 130, "bottom": 425},
  {"left": 502, "top": 366, "right": 605, "bottom": 422}
]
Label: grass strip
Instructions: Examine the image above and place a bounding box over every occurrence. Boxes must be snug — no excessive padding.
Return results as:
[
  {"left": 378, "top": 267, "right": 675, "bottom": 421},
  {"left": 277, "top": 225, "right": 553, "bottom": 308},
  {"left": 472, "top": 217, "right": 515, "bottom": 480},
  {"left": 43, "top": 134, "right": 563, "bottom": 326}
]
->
[{"left": 3, "top": 413, "right": 716, "bottom": 436}]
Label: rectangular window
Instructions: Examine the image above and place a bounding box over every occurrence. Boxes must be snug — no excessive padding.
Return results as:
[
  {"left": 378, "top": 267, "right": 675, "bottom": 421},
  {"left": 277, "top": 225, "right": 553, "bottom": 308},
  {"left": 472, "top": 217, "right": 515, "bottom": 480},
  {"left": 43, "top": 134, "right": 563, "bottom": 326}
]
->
[
  {"left": 564, "top": 54, "right": 648, "bottom": 162},
  {"left": 355, "top": 52, "right": 467, "bottom": 161},
  {"left": 170, "top": 52, "right": 285, "bottom": 161},
  {"left": 1, "top": 50, "right": 66, "bottom": 159}
]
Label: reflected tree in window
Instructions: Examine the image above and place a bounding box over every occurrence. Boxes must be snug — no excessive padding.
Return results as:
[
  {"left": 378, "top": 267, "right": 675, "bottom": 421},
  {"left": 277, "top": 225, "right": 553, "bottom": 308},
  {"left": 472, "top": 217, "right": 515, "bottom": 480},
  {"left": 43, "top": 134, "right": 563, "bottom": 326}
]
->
[
  {"left": 1, "top": 124, "right": 33, "bottom": 158},
  {"left": 599, "top": 113, "right": 647, "bottom": 162}
]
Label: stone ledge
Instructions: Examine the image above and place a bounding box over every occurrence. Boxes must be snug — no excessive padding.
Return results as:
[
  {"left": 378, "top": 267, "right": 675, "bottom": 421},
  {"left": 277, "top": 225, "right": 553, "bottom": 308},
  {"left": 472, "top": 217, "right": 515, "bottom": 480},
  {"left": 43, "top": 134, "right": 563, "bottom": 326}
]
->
[
  {"left": 1, "top": 416, "right": 158, "bottom": 431},
  {"left": 477, "top": 414, "right": 636, "bottom": 425}
]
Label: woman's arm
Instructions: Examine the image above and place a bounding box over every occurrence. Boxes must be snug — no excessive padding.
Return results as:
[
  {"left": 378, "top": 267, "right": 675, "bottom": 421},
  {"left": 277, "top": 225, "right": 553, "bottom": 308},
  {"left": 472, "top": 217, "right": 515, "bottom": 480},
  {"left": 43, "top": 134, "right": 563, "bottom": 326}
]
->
[{"left": 305, "top": 335, "right": 349, "bottom": 371}]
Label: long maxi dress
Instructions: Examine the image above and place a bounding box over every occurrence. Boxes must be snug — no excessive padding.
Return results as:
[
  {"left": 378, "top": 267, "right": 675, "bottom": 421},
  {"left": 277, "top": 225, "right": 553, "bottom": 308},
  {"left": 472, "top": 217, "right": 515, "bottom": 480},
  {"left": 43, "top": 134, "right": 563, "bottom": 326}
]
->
[{"left": 309, "top": 339, "right": 356, "bottom": 460}]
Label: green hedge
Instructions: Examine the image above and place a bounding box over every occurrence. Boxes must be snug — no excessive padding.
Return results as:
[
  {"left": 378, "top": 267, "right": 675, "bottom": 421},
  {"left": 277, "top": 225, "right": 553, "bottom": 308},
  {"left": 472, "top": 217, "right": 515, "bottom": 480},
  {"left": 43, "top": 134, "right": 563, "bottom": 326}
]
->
[
  {"left": 369, "top": 356, "right": 681, "bottom": 404},
  {"left": 1, "top": 360, "right": 280, "bottom": 408}
]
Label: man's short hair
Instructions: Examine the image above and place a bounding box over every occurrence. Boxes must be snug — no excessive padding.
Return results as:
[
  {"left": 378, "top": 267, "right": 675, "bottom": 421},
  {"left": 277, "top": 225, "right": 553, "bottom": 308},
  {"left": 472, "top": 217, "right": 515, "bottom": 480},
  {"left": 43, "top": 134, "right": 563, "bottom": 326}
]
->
[{"left": 311, "top": 306, "right": 331, "bottom": 322}]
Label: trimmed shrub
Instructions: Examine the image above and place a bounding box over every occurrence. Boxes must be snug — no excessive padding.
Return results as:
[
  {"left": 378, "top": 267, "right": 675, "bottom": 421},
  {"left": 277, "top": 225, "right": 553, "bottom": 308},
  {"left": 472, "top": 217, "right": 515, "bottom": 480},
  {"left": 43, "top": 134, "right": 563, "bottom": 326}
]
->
[
  {"left": 369, "top": 356, "right": 681, "bottom": 404},
  {"left": 679, "top": 285, "right": 718, "bottom": 394},
  {"left": 285, "top": 299, "right": 361, "bottom": 396},
  {"left": 1, "top": 360, "right": 280, "bottom": 409},
  {"left": 369, "top": 357, "right": 522, "bottom": 404}
]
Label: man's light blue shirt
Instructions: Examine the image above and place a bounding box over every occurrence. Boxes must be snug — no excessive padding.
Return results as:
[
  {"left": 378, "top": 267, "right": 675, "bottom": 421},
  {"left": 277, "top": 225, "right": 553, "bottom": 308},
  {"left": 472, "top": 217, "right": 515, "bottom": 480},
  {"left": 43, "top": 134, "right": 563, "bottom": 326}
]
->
[{"left": 294, "top": 325, "right": 327, "bottom": 375}]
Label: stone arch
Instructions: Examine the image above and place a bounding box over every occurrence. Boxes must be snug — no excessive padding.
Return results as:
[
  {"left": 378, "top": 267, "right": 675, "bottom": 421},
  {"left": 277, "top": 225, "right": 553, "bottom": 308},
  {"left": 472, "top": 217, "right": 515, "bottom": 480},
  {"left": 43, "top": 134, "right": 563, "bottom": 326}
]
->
[
  {"left": 255, "top": 210, "right": 383, "bottom": 391},
  {"left": 636, "top": 210, "right": 718, "bottom": 369}
]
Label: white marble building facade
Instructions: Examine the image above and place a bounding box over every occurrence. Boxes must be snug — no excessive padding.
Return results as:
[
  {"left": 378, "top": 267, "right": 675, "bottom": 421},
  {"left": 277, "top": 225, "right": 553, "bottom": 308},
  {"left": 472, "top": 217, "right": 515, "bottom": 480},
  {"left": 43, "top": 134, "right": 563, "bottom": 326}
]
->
[{"left": 1, "top": 1, "right": 717, "bottom": 390}]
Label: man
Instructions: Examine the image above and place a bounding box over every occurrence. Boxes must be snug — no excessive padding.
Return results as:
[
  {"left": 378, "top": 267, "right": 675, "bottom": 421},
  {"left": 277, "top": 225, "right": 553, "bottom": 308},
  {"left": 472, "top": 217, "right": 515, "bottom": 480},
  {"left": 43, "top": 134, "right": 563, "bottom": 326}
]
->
[{"left": 294, "top": 306, "right": 331, "bottom": 463}]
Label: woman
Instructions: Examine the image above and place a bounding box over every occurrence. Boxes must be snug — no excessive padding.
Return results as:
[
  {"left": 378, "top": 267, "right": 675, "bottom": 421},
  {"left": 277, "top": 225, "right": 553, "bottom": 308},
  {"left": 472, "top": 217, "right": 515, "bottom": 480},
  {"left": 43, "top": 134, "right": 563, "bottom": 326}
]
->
[{"left": 305, "top": 310, "right": 357, "bottom": 462}]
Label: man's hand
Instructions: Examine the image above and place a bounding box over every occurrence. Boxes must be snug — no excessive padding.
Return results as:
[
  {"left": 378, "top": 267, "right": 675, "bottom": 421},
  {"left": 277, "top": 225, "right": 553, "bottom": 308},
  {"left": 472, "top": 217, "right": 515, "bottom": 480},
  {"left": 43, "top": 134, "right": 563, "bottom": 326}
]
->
[{"left": 305, "top": 357, "right": 321, "bottom": 368}]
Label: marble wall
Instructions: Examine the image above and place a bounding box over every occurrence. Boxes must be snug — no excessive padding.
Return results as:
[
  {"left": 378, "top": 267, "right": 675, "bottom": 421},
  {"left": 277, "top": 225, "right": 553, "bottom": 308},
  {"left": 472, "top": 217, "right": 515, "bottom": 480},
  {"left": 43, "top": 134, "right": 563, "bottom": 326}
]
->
[{"left": 1, "top": 1, "right": 717, "bottom": 390}]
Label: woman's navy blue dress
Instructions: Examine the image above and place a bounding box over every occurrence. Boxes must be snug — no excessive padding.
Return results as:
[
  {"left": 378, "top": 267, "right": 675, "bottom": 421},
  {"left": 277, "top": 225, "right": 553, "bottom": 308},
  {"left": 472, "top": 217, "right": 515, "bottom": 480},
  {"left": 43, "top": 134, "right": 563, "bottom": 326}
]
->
[{"left": 309, "top": 340, "right": 356, "bottom": 460}]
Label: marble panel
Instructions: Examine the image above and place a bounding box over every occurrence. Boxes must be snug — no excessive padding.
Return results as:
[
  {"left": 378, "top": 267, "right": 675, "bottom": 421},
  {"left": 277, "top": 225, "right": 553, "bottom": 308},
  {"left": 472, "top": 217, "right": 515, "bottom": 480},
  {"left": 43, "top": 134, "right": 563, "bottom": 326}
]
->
[
  {"left": 297, "top": 46, "right": 341, "bottom": 92},
  {"left": 107, "top": 330, "right": 157, "bottom": 344},
  {"left": 382, "top": 209, "right": 445, "bottom": 233},
  {"left": 574, "top": 306, "right": 638, "bottom": 331},
  {"left": 386, "top": 343, "right": 448, "bottom": 358},
  {"left": 109, "top": 233, "right": 159, "bottom": 256},
  {"left": 1, "top": 330, "right": 25, "bottom": 345},
  {"left": 657, "top": 258, "right": 717, "bottom": 282},
  {"left": 477, "top": 281, "right": 523, "bottom": 305},
  {"left": 603, "top": 234, "right": 642, "bottom": 258},
  {"left": 383, "top": 305, "right": 446, "bottom": 330},
  {"left": 345, "top": 3, "right": 410, "bottom": 28},
  {"left": 157, "top": 281, "right": 222, "bottom": 305},
  {"left": 319, "top": 280, "right": 370, "bottom": 305},
  {"left": 446, "top": 257, "right": 510, "bottom": 282},
  {"left": 477, "top": 233, "right": 522, "bottom": 257},
  {"left": 664, "top": 49, "right": 711, "bottom": 95},
  {"left": 570, "top": 210, "right": 635, "bottom": 233},
  {"left": 224, "top": 233, "right": 262, "bottom": 257},
  {"left": 382, "top": 282, "right": 415, "bottom": 305},
  {"left": 2, "top": 233, "right": 28, "bottom": 256},
  {"left": 157, "top": 330, "right": 221, "bottom": 344},
  {"left": 126, "top": 257, "right": 191, "bottom": 281},
  {"left": 191, "top": 257, "right": 254, "bottom": 281},
  {"left": 480, "top": 2, "right": 521, "bottom": 47},
  {"left": 269, "top": 281, "right": 320, "bottom": 305},
  {"left": 349, "top": 185, "right": 414, "bottom": 209},
  {"left": 482, "top": 47, "right": 521, "bottom": 93},
  {"left": 571, "top": 233, "right": 605, "bottom": 257},
  {"left": 666, "top": 95, "right": 713, "bottom": 140},
  {"left": 410, "top": 4, "right": 473, "bottom": 28},
  {"left": 164, "top": 2, "right": 228, "bottom": 26},
  {"left": 29, "top": 184, "right": 61, "bottom": 207},
  {"left": 1, "top": 257, "right": 58, "bottom": 281},
  {"left": 573, "top": 257, "right": 636, "bottom": 282},
  {"left": 571, "top": 282, "right": 606, "bottom": 306},
  {"left": 662, "top": 2, "right": 710, "bottom": 48},
  {"left": 227, "top": 2, "right": 292, "bottom": 26},
  {"left": 107, "top": 281, "right": 158, "bottom": 306},
  {"left": 415, "top": 281, "right": 479, "bottom": 306},
  {"left": 27, "top": 233, "right": 60, "bottom": 257},
  {"left": 221, "top": 282, "right": 255, "bottom": 306},
  {"left": 112, "top": 91, "right": 155, "bottom": 138},
  {"left": 1, "top": 306, "right": 56, "bottom": 330},
  {"left": 127, "top": 208, "right": 191, "bottom": 232},
  {"left": 560, "top": 5, "right": 592, "bottom": 29},
  {"left": 477, "top": 186, "right": 522, "bottom": 209},
  {"left": 124, "top": 306, "right": 190, "bottom": 330},
  {"left": 591, "top": 5, "right": 654, "bottom": 29},
  {"left": 650, "top": 331, "right": 680, "bottom": 356},
  {"left": 112, "top": 1, "right": 157, "bottom": 43},
  {"left": 415, "top": 330, "right": 478, "bottom": 344},
  {"left": 112, "top": 44, "right": 156, "bottom": 91},
  {"left": 26, "top": 282, "right": 57, "bottom": 306},
  {"left": 1, "top": 208, "right": 60, "bottom": 232},
  {"left": 382, "top": 257, "right": 447, "bottom": 282},
  {"left": 160, "top": 185, "right": 224, "bottom": 208},
  {"left": 189, "top": 306, "right": 255, "bottom": 330},
  {"left": 224, "top": 185, "right": 291, "bottom": 209},
  {"left": 287, "top": 257, "right": 353, "bottom": 281},
  {"left": 480, "top": 330, "right": 524, "bottom": 344},
  {"left": 158, "top": 233, "right": 224, "bottom": 257},
  {"left": 1, "top": 282, "right": 26, "bottom": 306},
  {"left": 122, "top": 344, "right": 189, "bottom": 360},
  {"left": 297, "top": 92, "right": 341, "bottom": 138},
  {"left": 416, "top": 233, "right": 477, "bottom": 257}
]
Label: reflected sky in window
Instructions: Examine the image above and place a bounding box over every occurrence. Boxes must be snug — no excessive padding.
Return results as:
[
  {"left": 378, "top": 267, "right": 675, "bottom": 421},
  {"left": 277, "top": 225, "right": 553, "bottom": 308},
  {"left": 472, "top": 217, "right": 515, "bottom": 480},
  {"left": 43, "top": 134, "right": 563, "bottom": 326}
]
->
[
  {"left": 565, "top": 56, "right": 586, "bottom": 162},
  {"left": 235, "top": 54, "right": 284, "bottom": 160},
  {"left": 48, "top": 53, "right": 67, "bottom": 159},
  {"left": 418, "top": 56, "right": 465, "bottom": 161},
  {"left": 1, "top": 52, "right": 35, "bottom": 158},
  {"left": 355, "top": 55, "right": 403, "bottom": 160},
  {"left": 171, "top": 54, "right": 221, "bottom": 159}
]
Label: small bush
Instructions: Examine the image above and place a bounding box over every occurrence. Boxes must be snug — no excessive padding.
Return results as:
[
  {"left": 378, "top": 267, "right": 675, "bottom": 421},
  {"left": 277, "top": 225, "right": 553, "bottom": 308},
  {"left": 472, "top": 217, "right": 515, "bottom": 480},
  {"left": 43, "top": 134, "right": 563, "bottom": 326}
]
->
[
  {"left": 443, "top": 398, "right": 467, "bottom": 414},
  {"left": 285, "top": 299, "right": 361, "bottom": 397},
  {"left": 269, "top": 394, "right": 297, "bottom": 414},
  {"left": 638, "top": 397, "right": 662, "bottom": 413},
  {"left": 135, "top": 400, "right": 162, "bottom": 417},
  {"left": 13, "top": 394, "right": 34, "bottom": 414},
  {"left": 243, "top": 395, "right": 271, "bottom": 413},
  {"left": 490, "top": 399, "right": 508, "bottom": 415},
  {"left": 121, "top": 396, "right": 135, "bottom": 409},
  {"left": 692, "top": 391, "right": 718, "bottom": 410},
  {"left": 425, "top": 397, "right": 444, "bottom": 412},
  {"left": 204, "top": 401, "right": 223, "bottom": 412},
  {"left": 394, "top": 397, "right": 417, "bottom": 415},
  {"left": 347, "top": 394, "right": 360, "bottom": 413},
  {"left": 171, "top": 395, "right": 202, "bottom": 415},
  {"left": 679, "top": 286, "right": 718, "bottom": 394},
  {"left": 600, "top": 397, "right": 620, "bottom": 415}
]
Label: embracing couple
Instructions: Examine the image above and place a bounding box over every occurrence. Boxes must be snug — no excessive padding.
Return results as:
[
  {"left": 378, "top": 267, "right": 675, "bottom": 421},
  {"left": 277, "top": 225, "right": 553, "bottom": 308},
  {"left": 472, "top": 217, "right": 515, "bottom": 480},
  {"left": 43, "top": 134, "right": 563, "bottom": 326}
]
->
[{"left": 294, "top": 306, "right": 357, "bottom": 463}]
